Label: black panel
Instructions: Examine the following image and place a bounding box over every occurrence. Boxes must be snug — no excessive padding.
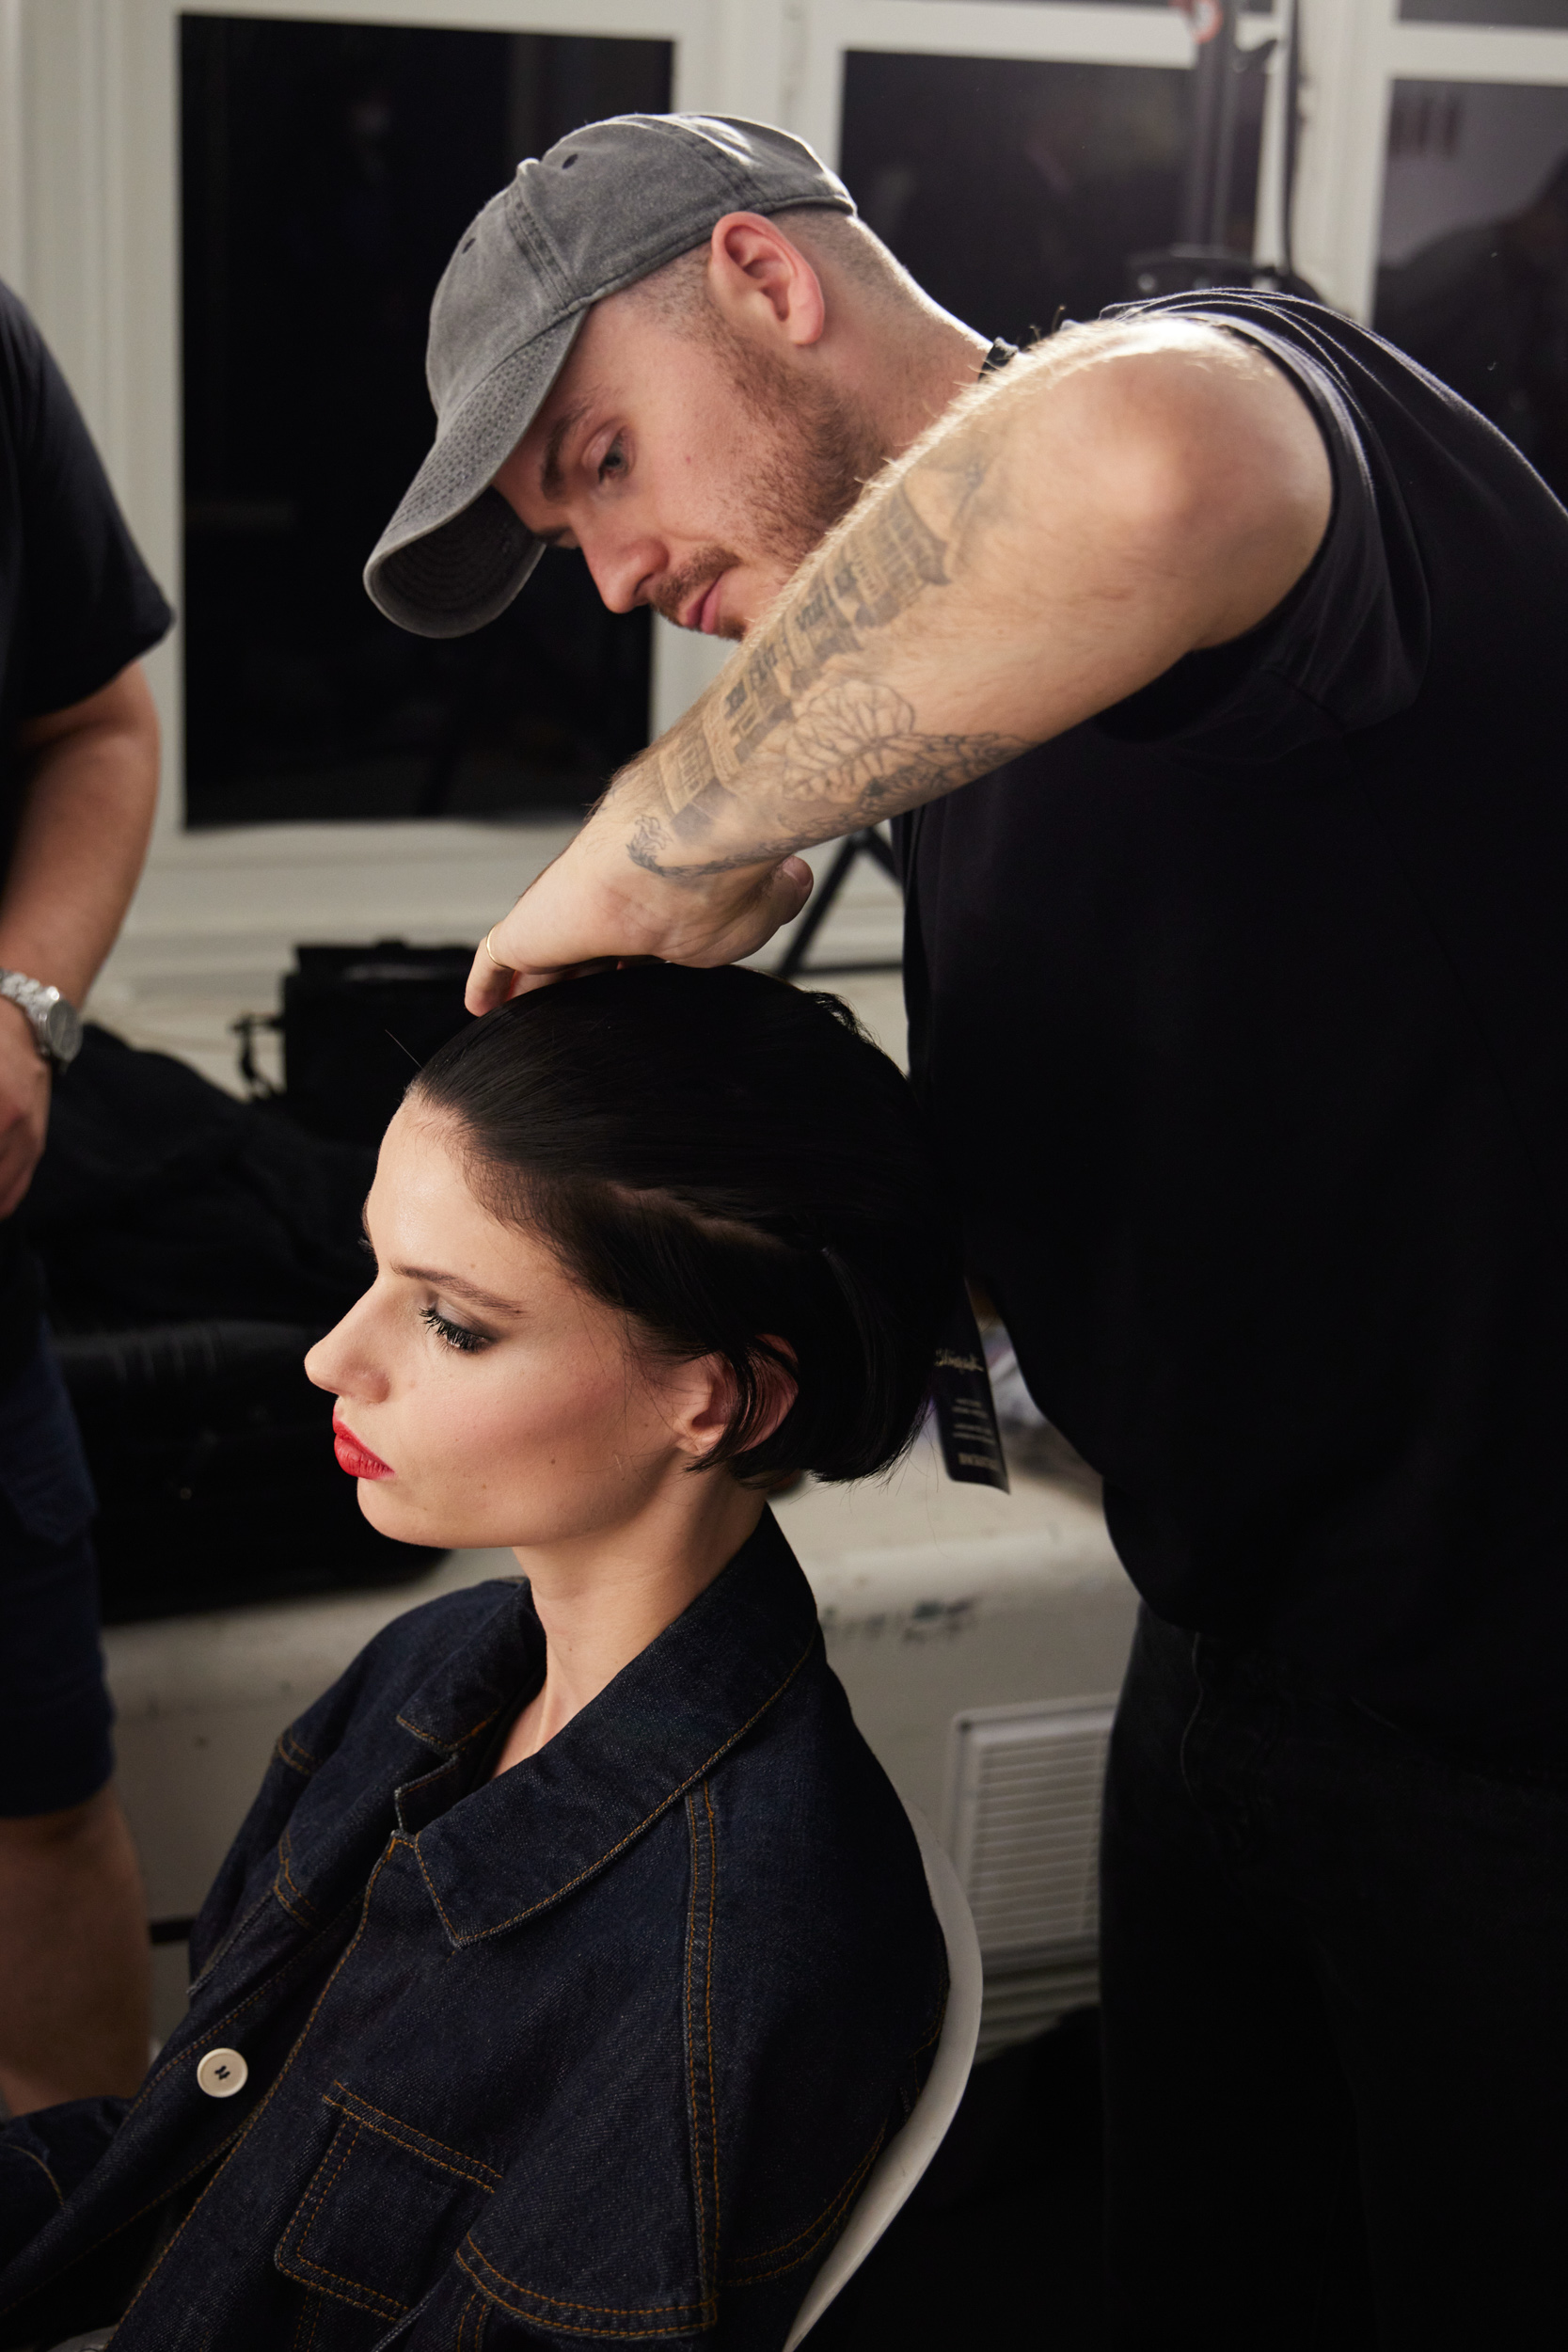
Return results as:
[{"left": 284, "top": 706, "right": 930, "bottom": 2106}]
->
[
  {"left": 838, "top": 53, "right": 1249, "bottom": 345},
  {"left": 1399, "top": 2, "right": 1568, "bottom": 24},
  {"left": 180, "top": 15, "right": 671, "bottom": 827},
  {"left": 1375, "top": 76, "right": 1568, "bottom": 501}
]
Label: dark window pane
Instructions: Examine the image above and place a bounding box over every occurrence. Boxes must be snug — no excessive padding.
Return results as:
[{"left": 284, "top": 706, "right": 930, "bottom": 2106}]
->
[
  {"left": 181, "top": 15, "right": 670, "bottom": 829},
  {"left": 841, "top": 53, "right": 1263, "bottom": 342},
  {"left": 1400, "top": 3, "right": 1568, "bottom": 24},
  {"left": 1374, "top": 77, "right": 1568, "bottom": 499}
]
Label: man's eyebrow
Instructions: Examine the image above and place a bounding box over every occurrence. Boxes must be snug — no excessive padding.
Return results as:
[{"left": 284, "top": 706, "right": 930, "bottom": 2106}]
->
[
  {"left": 539, "top": 401, "right": 590, "bottom": 501},
  {"left": 392, "top": 1264, "right": 524, "bottom": 1318}
]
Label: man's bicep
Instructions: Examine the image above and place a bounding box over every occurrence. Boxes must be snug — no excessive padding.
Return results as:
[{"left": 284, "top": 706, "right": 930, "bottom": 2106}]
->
[{"left": 17, "top": 659, "right": 158, "bottom": 756}]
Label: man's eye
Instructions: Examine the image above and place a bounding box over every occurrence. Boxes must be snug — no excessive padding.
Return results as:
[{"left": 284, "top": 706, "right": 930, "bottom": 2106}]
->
[
  {"left": 420, "top": 1305, "right": 489, "bottom": 1355},
  {"left": 598, "top": 437, "right": 626, "bottom": 484}
]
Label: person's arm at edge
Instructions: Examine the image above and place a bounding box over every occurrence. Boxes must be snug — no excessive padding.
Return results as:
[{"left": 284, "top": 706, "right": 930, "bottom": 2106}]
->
[
  {"left": 467, "top": 316, "right": 1333, "bottom": 1009},
  {"left": 0, "top": 659, "right": 160, "bottom": 1216}
]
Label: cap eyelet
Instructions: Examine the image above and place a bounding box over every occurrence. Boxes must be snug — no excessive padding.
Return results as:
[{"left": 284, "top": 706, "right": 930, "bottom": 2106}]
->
[{"left": 561, "top": 154, "right": 578, "bottom": 168}]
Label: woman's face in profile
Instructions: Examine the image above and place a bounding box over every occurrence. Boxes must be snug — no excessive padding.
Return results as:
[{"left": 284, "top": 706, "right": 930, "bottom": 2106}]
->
[{"left": 305, "top": 1107, "right": 720, "bottom": 1553}]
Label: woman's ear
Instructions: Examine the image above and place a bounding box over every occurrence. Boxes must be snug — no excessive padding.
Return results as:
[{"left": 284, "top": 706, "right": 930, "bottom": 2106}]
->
[{"left": 671, "top": 1339, "right": 798, "bottom": 1465}]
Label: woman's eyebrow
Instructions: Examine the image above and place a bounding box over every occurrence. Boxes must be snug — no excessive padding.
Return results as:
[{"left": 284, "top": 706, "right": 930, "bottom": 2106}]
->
[{"left": 392, "top": 1263, "right": 524, "bottom": 1317}]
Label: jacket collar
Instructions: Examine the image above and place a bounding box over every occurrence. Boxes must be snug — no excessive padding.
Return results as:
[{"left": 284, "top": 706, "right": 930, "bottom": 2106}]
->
[{"left": 404, "top": 1508, "right": 819, "bottom": 1947}]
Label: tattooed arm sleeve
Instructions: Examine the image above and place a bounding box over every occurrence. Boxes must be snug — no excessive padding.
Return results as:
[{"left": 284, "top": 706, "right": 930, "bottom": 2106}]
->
[{"left": 466, "top": 320, "right": 1335, "bottom": 1000}]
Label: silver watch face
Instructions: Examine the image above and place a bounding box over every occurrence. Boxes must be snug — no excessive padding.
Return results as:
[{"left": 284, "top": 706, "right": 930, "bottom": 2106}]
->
[{"left": 42, "top": 994, "right": 83, "bottom": 1065}]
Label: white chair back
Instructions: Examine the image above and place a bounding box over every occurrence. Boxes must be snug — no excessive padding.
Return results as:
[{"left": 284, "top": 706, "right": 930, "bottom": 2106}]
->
[{"left": 783, "top": 1803, "right": 983, "bottom": 2349}]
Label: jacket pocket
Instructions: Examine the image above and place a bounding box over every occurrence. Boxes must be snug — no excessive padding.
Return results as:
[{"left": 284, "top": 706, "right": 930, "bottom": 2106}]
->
[{"left": 275, "top": 2083, "right": 500, "bottom": 2324}]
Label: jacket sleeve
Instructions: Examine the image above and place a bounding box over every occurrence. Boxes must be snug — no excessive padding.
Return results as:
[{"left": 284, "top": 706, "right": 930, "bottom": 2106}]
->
[{"left": 0, "top": 2096, "right": 126, "bottom": 2268}]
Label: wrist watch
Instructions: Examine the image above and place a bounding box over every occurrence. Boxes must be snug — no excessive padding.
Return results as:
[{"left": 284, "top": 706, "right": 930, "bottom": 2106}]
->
[{"left": 0, "top": 969, "right": 83, "bottom": 1068}]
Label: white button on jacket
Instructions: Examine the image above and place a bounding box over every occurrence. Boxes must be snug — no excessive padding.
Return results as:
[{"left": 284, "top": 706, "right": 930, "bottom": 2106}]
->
[{"left": 196, "top": 2048, "right": 247, "bottom": 2098}]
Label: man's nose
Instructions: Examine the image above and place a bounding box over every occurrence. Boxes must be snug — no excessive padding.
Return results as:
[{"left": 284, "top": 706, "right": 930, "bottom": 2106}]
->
[{"left": 580, "top": 527, "right": 664, "bottom": 617}]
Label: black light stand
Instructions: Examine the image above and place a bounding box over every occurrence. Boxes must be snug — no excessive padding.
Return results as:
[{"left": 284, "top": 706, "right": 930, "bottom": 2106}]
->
[
  {"left": 1127, "top": 0, "right": 1317, "bottom": 304},
  {"left": 774, "top": 827, "right": 903, "bottom": 981}
]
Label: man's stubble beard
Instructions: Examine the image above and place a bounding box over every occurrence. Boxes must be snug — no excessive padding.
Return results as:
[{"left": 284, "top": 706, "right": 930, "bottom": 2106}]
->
[{"left": 653, "top": 333, "right": 889, "bottom": 639}]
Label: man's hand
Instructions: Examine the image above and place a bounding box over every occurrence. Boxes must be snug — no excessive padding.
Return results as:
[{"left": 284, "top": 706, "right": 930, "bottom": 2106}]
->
[
  {"left": 466, "top": 830, "right": 813, "bottom": 1010},
  {"left": 468, "top": 315, "right": 1332, "bottom": 999},
  {"left": 0, "top": 1002, "right": 49, "bottom": 1219}
]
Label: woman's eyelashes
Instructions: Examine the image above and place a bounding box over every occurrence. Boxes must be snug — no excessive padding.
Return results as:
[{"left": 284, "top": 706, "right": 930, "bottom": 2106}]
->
[{"left": 420, "top": 1304, "right": 491, "bottom": 1356}]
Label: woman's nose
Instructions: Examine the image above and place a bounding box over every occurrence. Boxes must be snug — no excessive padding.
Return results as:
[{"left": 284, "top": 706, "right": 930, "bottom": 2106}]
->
[{"left": 305, "top": 1295, "right": 387, "bottom": 1401}]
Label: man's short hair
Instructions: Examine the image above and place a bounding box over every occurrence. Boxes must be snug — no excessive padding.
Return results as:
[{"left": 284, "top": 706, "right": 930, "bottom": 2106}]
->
[{"left": 628, "top": 206, "right": 935, "bottom": 339}]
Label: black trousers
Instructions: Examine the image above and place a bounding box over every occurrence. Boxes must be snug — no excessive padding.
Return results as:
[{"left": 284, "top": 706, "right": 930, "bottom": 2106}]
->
[{"left": 1101, "top": 1606, "right": 1568, "bottom": 2348}]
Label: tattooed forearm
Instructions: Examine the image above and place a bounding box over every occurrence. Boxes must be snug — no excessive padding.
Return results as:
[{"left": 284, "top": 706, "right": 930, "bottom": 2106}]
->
[
  {"left": 613, "top": 437, "right": 1026, "bottom": 875},
  {"left": 597, "top": 345, "right": 1058, "bottom": 876},
  {"left": 657, "top": 480, "right": 963, "bottom": 814},
  {"left": 626, "top": 672, "right": 1024, "bottom": 882}
]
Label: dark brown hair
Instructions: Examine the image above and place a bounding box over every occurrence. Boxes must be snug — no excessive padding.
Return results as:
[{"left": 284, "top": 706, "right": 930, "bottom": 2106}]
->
[{"left": 410, "top": 963, "right": 958, "bottom": 1486}]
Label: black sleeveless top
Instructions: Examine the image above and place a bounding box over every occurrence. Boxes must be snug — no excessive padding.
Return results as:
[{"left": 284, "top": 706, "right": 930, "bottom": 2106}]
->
[{"left": 901, "top": 291, "right": 1568, "bottom": 1766}]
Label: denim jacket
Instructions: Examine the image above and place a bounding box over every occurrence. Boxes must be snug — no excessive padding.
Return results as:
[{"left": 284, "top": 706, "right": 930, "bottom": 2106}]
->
[{"left": 0, "top": 1511, "right": 945, "bottom": 2350}]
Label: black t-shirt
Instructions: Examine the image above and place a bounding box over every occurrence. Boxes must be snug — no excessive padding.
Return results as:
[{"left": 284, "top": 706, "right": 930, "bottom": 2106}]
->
[
  {"left": 0, "top": 280, "right": 173, "bottom": 1372},
  {"left": 901, "top": 291, "right": 1568, "bottom": 1763}
]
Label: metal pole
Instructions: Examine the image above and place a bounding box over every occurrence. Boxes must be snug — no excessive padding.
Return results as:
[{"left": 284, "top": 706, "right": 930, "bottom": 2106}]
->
[{"left": 1180, "top": 0, "right": 1243, "bottom": 250}]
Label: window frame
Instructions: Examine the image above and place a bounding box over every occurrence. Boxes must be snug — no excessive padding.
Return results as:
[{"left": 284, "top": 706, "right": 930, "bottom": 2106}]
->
[{"left": 1, "top": 0, "right": 1566, "bottom": 974}]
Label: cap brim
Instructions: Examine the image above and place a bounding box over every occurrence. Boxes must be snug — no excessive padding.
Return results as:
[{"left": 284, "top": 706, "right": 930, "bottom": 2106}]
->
[{"left": 364, "top": 312, "right": 583, "bottom": 638}]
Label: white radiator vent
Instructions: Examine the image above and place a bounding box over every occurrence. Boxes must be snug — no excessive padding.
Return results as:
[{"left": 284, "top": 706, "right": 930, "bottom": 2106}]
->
[{"left": 944, "top": 1697, "right": 1117, "bottom": 1969}]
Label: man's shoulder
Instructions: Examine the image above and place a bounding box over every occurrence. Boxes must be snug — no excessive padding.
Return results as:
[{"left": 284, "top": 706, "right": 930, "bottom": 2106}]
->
[
  {"left": 0, "top": 278, "right": 40, "bottom": 364},
  {"left": 0, "top": 278, "right": 44, "bottom": 449}
]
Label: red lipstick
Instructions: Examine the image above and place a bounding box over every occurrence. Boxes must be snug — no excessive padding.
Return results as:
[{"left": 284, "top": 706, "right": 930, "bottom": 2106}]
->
[{"left": 332, "top": 1412, "right": 392, "bottom": 1480}]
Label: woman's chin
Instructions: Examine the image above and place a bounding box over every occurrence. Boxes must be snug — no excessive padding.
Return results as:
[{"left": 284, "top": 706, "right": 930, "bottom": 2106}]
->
[
  {"left": 353, "top": 1476, "right": 514, "bottom": 1554},
  {"left": 354, "top": 1478, "right": 436, "bottom": 1547}
]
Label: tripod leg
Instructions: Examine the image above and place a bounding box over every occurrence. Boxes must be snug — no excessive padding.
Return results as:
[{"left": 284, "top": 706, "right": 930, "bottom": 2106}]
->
[
  {"left": 856, "top": 826, "right": 899, "bottom": 882},
  {"left": 776, "top": 835, "right": 862, "bottom": 980}
]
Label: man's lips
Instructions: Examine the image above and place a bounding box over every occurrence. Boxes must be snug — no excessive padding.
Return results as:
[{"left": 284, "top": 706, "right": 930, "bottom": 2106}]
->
[
  {"left": 680, "top": 574, "right": 728, "bottom": 635},
  {"left": 332, "top": 1414, "right": 392, "bottom": 1480}
]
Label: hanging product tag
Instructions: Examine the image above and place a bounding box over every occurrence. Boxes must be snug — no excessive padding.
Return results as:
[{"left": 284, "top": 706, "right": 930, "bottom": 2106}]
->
[{"left": 930, "top": 1286, "right": 1009, "bottom": 1492}]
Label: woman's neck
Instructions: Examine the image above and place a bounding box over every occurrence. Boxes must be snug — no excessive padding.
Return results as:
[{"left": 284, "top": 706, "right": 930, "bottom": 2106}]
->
[{"left": 491, "top": 1474, "right": 767, "bottom": 1774}]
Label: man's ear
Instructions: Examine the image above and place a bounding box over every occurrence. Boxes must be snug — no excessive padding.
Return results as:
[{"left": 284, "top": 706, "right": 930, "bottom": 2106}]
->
[
  {"left": 705, "top": 212, "right": 827, "bottom": 350},
  {"left": 673, "top": 1338, "right": 799, "bottom": 1465}
]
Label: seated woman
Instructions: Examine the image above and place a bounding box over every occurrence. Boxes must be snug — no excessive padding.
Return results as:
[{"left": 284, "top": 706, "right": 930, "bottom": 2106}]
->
[{"left": 0, "top": 964, "right": 958, "bottom": 2352}]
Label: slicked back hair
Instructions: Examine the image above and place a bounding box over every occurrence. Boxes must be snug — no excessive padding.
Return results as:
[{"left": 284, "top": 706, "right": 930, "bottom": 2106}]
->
[{"left": 409, "top": 964, "right": 959, "bottom": 1486}]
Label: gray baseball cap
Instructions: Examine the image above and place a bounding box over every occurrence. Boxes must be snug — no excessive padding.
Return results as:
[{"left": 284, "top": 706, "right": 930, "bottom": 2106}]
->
[{"left": 364, "top": 113, "right": 854, "bottom": 639}]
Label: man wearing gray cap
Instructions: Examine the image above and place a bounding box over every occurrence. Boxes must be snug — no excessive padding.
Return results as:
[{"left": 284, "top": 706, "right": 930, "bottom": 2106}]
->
[{"left": 368, "top": 115, "right": 1568, "bottom": 2344}]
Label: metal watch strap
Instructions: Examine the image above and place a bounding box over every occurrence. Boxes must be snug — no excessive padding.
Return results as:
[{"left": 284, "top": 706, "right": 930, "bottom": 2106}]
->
[{"left": 0, "top": 968, "right": 83, "bottom": 1067}]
